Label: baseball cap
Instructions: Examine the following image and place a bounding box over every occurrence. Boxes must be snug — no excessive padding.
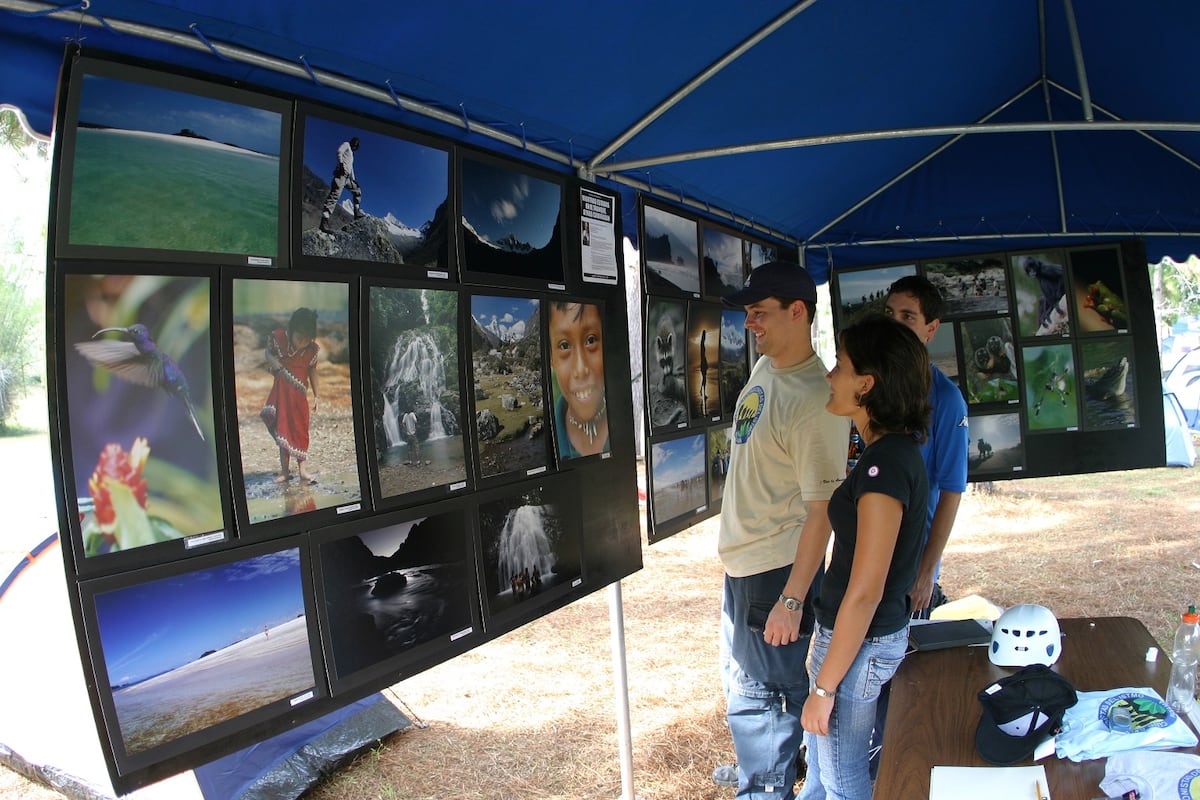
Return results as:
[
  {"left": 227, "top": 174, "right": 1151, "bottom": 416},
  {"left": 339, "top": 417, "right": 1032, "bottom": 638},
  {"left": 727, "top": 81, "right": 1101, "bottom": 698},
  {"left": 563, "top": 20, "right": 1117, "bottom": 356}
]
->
[
  {"left": 723, "top": 260, "right": 818, "bottom": 307},
  {"left": 975, "top": 664, "right": 1077, "bottom": 765}
]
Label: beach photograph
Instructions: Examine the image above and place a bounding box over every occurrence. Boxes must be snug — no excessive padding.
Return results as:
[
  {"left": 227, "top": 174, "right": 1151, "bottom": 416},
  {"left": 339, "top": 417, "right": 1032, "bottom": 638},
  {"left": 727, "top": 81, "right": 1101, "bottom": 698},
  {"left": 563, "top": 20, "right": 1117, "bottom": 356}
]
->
[
  {"left": 649, "top": 432, "right": 707, "bottom": 529},
  {"left": 67, "top": 72, "right": 282, "bottom": 257}
]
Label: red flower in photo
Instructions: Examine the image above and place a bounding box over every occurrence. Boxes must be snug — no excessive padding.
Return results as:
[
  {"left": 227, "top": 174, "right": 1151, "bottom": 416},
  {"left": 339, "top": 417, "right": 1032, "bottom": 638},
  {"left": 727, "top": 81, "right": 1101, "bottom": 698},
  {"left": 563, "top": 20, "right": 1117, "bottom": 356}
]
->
[{"left": 88, "top": 437, "right": 150, "bottom": 536}]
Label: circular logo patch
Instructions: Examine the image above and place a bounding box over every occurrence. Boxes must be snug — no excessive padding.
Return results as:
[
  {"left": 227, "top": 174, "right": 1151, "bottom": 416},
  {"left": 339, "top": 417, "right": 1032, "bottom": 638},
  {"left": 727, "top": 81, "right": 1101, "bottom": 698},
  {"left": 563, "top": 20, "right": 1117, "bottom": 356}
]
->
[{"left": 734, "top": 386, "right": 765, "bottom": 444}]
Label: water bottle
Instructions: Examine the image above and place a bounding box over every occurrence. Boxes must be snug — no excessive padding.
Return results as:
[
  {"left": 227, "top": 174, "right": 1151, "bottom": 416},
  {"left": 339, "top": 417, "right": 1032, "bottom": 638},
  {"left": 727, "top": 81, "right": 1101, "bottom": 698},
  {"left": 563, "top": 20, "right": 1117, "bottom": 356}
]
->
[{"left": 1166, "top": 605, "right": 1200, "bottom": 713}]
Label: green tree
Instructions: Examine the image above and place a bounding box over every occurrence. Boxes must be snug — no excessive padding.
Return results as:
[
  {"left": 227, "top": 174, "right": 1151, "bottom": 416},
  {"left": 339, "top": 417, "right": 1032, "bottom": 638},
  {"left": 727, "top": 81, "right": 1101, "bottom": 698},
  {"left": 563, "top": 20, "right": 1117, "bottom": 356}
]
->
[
  {"left": 1152, "top": 255, "right": 1200, "bottom": 329},
  {"left": 0, "top": 108, "right": 50, "bottom": 432}
]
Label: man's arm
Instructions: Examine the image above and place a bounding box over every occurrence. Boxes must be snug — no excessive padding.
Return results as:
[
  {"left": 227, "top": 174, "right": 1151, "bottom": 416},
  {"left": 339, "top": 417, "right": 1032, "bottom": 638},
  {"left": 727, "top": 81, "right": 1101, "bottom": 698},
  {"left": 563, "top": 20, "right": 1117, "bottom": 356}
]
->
[
  {"left": 908, "top": 490, "right": 961, "bottom": 611},
  {"left": 762, "top": 499, "right": 830, "bottom": 646}
]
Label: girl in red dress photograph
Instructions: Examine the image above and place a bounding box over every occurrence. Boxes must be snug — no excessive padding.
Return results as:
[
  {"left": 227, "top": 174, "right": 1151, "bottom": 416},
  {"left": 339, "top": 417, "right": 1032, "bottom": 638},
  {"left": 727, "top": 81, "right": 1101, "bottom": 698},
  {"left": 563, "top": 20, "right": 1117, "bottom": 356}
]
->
[{"left": 261, "top": 307, "right": 321, "bottom": 484}]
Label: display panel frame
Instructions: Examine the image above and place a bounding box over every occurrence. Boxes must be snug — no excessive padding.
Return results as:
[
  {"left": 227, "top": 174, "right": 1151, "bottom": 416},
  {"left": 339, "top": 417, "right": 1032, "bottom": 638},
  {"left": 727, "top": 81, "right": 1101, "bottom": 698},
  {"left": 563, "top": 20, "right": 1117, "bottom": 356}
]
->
[
  {"left": 311, "top": 499, "right": 482, "bottom": 697},
  {"left": 292, "top": 102, "right": 454, "bottom": 279},
  {"left": 51, "top": 262, "right": 234, "bottom": 578},
  {"left": 50, "top": 51, "right": 291, "bottom": 268},
  {"left": 361, "top": 277, "right": 473, "bottom": 510},
  {"left": 222, "top": 269, "right": 370, "bottom": 537},
  {"left": 77, "top": 535, "right": 327, "bottom": 794},
  {"left": 456, "top": 147, "right": 568, "bottom": 292}
]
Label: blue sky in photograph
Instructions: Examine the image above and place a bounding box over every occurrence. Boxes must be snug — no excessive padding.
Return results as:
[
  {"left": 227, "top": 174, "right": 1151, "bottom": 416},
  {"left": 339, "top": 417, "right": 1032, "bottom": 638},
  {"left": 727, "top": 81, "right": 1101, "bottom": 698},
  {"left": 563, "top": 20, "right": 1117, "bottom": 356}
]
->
[
  {"left": 78, "top": 75, "right": 281, "bottom": 156},
  {"left": 472, "top": 295, "right": 539, "bottom": 341},
  {"left": 460, "top": 157, "right": 560, "bottom": 248},
  {"left": 651, "top": 433, "right": 705, "bottom": 486},
  {"left": 94, "top": 548, "right": 306, "bottom": 686},
  {"left": 302, "top": 115, "right": 448, "bottom": 224},
  {"left": 721, "top": 309, "right": 747, "bottom": 352}
]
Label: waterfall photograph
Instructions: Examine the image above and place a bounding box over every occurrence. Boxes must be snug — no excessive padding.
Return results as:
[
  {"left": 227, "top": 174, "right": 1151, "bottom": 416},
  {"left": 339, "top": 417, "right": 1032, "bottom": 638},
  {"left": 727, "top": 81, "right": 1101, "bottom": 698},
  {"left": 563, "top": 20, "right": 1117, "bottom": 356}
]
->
[
  {"left": 476, "top": 477, "right": 582, "bottom": 619},
  {"left": 367, "top": 285, "right": 467, "bottom": 501}
]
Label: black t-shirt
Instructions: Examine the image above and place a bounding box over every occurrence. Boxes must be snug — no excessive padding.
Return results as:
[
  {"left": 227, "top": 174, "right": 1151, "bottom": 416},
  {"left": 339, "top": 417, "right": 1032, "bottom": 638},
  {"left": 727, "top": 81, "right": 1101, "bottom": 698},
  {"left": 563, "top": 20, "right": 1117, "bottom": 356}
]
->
[{"left": 816, "top": 432, "right": 929, "bottom": 637}]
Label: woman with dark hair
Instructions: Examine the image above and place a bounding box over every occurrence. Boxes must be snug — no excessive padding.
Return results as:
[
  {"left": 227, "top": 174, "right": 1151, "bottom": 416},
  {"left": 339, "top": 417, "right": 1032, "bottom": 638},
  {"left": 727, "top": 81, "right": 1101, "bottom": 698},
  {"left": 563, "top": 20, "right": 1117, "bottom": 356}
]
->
[
  {"left": 261, "top": 307, "right": 321, "bottom": 484},
  {"left": 767, "top": 313, "right": 931, "bottom": 800}
]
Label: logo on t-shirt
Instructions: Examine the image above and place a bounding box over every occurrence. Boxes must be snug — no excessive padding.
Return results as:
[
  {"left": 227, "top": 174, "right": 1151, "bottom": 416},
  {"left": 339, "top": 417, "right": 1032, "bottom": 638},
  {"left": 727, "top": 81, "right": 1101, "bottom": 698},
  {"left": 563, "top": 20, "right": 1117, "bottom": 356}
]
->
[
  {"left": 1178, "top": 768, "right": 1200, "bottom": 799},
  {"left": 734, "top": 386, "right": 765, "bottom": 444},
  {"left": 1097, "top": 691, "right": 1176, "bottom": 732}
]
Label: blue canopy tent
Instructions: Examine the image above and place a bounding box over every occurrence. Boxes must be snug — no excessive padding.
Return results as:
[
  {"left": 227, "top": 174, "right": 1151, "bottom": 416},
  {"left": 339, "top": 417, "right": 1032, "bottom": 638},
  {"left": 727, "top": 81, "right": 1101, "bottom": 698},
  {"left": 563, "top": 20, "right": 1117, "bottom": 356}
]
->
[{"left": 2, "top": 0, "right": 1200, "bottom": 283}]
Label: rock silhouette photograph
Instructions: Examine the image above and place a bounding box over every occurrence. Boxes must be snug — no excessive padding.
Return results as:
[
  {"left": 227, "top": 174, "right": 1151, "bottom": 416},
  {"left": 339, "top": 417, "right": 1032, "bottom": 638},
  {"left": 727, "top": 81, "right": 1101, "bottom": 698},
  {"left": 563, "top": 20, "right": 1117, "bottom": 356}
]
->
[
  {"left": 469, "top": 294, "right": 549, "bottom": 480},
  {"left": 60, "top": 271, "right": 226, "bottom": 562},
  {"left": 229, "top": 276, "right": 364, "bottom": 525},
  {"left": 297, "top": 111, "right": 449, "bottom": 270},
  {"left": 702, "top": 224, "right": 744, "bottom": 300},
  {"left": 317, "top": 507, "right": 476, "bottom": 688},
  {"left": 366, "top": 284, "right": 468, "bottom": 502}
]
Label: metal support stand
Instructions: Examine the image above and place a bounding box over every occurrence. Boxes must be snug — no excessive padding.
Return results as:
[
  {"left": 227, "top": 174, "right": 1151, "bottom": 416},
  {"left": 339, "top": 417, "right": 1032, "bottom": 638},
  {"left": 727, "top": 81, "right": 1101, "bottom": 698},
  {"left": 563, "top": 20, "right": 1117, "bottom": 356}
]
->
[{"left": 608, "top": 580, "right": 636, "bottom": 800}]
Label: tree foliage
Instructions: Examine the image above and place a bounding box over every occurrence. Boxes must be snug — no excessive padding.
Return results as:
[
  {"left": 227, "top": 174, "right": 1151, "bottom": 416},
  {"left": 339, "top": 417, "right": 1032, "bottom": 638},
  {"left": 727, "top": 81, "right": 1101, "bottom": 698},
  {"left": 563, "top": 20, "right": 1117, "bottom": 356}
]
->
[
  {"left": 1152, "top": 255, "right": 1200, "bottom": 328},
  {"left": 0, "top": 107, "right": 49, "bottom": 432}
]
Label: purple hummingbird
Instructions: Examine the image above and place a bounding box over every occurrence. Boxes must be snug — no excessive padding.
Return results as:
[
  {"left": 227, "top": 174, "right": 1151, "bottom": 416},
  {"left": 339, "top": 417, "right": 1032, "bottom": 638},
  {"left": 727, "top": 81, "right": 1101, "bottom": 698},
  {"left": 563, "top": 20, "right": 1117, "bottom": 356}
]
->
[{"left": 74, "top": 323, "right": 206, "bottom": 440}]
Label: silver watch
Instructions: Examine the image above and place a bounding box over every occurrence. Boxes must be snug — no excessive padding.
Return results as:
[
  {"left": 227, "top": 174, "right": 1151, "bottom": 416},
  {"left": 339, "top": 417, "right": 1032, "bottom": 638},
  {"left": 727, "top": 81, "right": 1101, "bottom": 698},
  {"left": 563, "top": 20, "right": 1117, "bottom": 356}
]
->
[
  {"left": 778, "top": 594, "right": 803, "bottom": 612},
  {"left": 812, "top": 684, "right": 836, "bottom": 698}
]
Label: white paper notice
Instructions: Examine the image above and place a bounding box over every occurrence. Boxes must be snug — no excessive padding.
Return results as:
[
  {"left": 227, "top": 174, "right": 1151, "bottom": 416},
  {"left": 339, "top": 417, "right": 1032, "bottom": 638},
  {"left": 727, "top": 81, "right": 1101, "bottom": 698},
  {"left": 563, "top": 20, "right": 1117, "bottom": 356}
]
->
[
  {"left": 929, "top": 765, "right": 1050, "bottom": 800},
  {"left": 579, "top": 187, "right": 618, "bottom": 284}
]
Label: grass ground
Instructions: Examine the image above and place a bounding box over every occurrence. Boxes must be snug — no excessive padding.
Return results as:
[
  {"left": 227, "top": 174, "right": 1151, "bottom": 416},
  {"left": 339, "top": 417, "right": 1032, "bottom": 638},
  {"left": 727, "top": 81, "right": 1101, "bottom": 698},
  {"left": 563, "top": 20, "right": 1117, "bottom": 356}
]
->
[{"left": 1, "top": 386, "right": 1196, "bottom": 799}]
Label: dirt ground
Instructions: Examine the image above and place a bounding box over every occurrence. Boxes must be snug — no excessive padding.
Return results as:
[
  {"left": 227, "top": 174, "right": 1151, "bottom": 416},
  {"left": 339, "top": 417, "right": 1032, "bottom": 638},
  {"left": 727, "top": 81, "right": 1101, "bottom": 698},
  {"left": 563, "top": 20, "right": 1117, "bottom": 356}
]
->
[{"left": 2, "top": 391, "right": 1197, "bottom": 799}]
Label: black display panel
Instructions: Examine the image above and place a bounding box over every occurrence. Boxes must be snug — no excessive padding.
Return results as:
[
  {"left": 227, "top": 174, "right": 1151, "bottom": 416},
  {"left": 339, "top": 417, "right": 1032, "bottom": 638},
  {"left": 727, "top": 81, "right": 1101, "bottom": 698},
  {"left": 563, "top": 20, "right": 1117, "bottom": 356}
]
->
[
  {"left": 546, "top": 299, "right": 612, "bottom": 462},
  {"left": 457, "top": 149, "right": 567, "bottom": 291},
  {"left": 78, "top": 536, "right": 326, "bottom": 793},
  {"left": 51, "top": 52, "right": 290, "bottom": 267},
  {"left": 223, "top": 271, "right": 369, "bottom": 535},
  {"left": 293, "top": 104, "right": 453, "bottom": 278},
  {"left": 312, "top": 501, "right": 481, "bottom": 696},
  {"left": 363, "top": 280, "right": 471, "bottom": 509},
  {"left": 467, "top": 292, "right": 552, "bottom": 484},
  {"left": 53, "top": 265, "right": 232, "bottom": 576}
]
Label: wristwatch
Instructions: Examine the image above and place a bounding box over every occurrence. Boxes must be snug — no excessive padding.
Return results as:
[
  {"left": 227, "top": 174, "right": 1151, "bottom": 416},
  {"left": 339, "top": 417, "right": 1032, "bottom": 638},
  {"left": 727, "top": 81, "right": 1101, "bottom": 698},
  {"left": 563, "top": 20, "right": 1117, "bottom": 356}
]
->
[
  {"left": 812, "top": 684, "right": 836, "bottom": 698},
  {"left": 778, "top": 594, "right": 803, "bottom": 612}
]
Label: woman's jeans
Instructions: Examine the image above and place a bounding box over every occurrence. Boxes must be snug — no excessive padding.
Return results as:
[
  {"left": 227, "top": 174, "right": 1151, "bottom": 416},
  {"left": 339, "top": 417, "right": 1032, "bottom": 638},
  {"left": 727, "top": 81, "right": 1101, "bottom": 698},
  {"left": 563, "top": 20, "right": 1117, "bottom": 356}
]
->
[
  {"left": 723, "top": 568, "right": 816, "bottom": 800},
  {"left": 796, "top": 622, "right": 909, "bottom": 800}
]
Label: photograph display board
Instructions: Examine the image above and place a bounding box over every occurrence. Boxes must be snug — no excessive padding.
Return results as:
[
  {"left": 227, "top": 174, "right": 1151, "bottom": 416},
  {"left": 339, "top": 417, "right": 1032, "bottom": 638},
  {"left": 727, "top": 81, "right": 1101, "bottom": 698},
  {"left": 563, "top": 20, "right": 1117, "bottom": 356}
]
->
[
  {"left": 638, "top": 196, "right": 794, "bottom": 543},
  {"left": 830, "top": 239, "right": 1164, "bottom": 482},
  {"left": 44, "top": 50, "right": 643, "bottom": 795}
]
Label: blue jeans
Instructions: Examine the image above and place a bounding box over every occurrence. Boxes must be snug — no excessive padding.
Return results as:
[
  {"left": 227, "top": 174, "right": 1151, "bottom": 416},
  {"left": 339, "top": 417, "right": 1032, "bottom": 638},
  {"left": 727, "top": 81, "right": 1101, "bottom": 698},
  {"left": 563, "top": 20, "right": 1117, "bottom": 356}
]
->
[
  {"left": 796, "top": 623, "right": 909, "bottom": 800},
  {"left": 723, "top": 568, "right": 817, "bottom": 800}
]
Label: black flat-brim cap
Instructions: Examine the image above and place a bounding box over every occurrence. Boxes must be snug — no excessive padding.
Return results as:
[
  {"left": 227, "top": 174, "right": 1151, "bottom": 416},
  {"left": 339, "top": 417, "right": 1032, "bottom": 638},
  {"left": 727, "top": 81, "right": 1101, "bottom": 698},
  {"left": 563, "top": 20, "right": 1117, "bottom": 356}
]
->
[
  {"left": 723, "top": 260, "right": 818, "bottom": 307},
  {"left": 975, "top": 664, "right": 1078, "bottom": 765}
]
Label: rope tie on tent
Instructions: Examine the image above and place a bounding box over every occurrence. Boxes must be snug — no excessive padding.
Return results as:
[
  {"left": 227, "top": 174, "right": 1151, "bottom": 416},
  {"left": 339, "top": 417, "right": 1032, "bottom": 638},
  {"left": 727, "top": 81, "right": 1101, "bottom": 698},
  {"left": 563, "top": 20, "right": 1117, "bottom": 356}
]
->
[
  {"left": 188, "top": 23, "right": 232, "bottom": 62},
  {"left": 458, "top": 103, "right": 471, "bottom": 133},
  {"left": 13, "top": 0, "right": 118, "bottom": 35},
  {"left": 297, "top": 54, "right": 321, "bottom": 85},
  {"left": 384, "top": 80, "right": 405, "bottom": 113}
]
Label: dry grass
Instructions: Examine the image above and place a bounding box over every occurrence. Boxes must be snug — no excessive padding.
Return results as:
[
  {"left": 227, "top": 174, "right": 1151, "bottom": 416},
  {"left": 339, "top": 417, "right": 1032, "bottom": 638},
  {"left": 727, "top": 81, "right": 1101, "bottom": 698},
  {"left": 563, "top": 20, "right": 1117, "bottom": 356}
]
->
[{"left": 2, "top": 451, "right": 1198, "bottom": 799}]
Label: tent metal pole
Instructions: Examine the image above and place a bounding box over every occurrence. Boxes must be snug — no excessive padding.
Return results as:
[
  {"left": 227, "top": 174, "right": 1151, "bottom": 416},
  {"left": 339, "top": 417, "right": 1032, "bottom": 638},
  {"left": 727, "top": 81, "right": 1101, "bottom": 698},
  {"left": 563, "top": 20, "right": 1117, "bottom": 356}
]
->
[
  {"left": 600, "top": 116, "right": 1200, "bottom": 174},
  {"left": 586, "top": 0, "right": 820, "bottom": 172},
  {"left": 1039, "top": 0, "right": 1070, "bottom": 233},
  {"left": 1061, "top": 0, "right": 1094, "bottom": 122},
  {"left": 810, "top": 229, "right": 1200, "bottom": 251},
  {"left": 608, "top": 581, "right": 636, "bottom": 800}
]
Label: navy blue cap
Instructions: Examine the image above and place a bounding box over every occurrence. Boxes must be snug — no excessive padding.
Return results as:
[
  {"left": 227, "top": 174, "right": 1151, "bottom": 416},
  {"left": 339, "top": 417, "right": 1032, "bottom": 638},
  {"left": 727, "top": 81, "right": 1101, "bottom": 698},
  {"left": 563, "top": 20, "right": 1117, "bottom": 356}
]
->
[{"left": 723, "top": 260, "right": 818, "bottom": 307}]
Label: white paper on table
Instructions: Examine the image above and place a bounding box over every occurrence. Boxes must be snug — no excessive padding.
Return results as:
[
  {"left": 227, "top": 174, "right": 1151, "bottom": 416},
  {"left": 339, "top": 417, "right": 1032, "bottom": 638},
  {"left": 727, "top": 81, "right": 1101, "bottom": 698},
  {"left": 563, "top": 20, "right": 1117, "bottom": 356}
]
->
[{"left": 929, "top": 764, "right": 1050, "bottom": 800}]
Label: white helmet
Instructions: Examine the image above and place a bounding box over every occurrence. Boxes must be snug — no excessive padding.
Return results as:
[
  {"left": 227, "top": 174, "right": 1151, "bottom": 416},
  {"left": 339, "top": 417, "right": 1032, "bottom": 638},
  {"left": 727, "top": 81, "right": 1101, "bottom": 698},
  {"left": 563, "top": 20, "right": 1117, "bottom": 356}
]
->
[{"left": 989, "top": 604, "right": 1062, "bottom": 666}]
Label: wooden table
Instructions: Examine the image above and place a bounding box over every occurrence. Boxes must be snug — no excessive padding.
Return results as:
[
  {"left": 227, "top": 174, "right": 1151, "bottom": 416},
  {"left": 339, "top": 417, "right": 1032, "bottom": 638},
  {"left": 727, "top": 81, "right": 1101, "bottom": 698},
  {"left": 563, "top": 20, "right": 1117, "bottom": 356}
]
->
[{"left": 873, "top": 616, "right": 1200, "bottom": 800}]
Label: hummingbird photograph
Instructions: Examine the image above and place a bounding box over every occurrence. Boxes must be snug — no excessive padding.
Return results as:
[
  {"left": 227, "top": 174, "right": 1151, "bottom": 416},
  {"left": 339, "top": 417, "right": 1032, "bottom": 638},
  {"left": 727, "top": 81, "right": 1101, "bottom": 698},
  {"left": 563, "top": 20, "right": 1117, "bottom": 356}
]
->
[{"left": 61, "top": 272, "right": 226, "bottom": 557}]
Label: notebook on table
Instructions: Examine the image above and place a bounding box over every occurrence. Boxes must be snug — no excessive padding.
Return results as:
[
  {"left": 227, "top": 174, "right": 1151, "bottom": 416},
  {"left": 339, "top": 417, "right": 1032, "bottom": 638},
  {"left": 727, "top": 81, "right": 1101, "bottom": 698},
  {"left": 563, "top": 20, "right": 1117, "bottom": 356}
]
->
[{"left": 909, "top": 618, "right": 991, "bottom": 651}]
